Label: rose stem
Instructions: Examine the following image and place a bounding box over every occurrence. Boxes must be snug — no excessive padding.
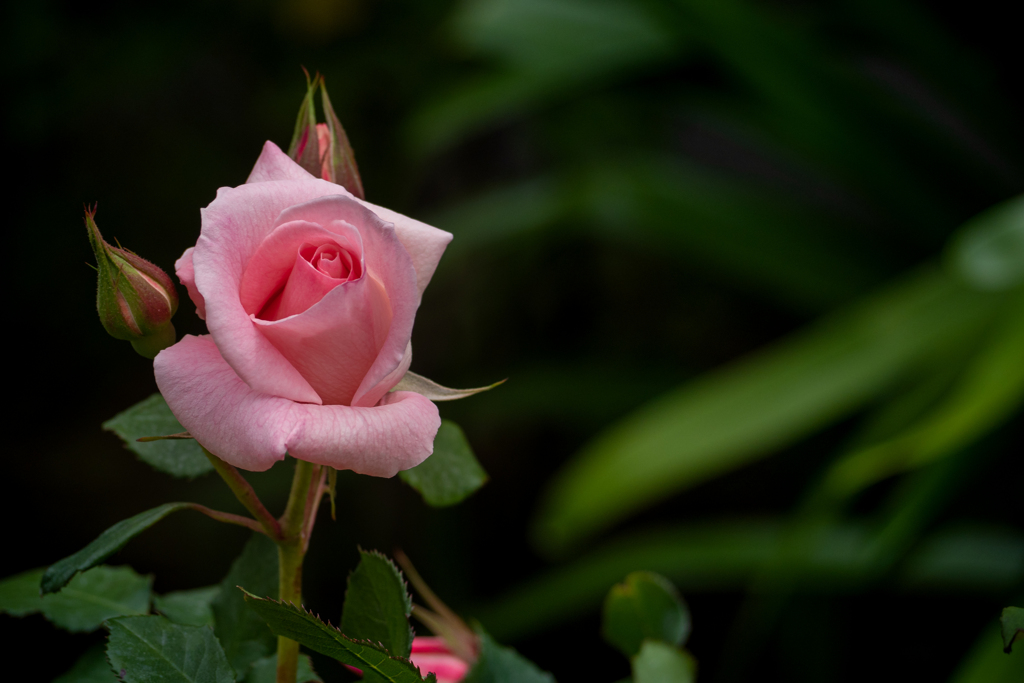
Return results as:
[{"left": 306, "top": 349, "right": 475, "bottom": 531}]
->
[
  {"left": 275, "top": 458, "right": 318, "bottom": 683},
  {"left": 201, "top": 447, "right": 283, "bottom": 539}
]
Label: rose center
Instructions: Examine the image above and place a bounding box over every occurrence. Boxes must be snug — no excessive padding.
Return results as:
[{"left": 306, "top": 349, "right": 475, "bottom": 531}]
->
[{"left": 302, "top": 243, "right": 360, "bottom": 280}]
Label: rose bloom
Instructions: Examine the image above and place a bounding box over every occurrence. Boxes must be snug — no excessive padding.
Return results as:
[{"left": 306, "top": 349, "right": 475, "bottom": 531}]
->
[{"left": 154, "top": 141, "right": 451, "bottom": 476}]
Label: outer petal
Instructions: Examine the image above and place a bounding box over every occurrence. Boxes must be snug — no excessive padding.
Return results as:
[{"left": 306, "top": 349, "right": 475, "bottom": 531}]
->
[
  {"left": 154, "top": 335, "right": 440, "bottom": 476},
  {"left": 360, "top": 200, "right": 453, "bottom": 298},
  {"left": 246, "top": 140, "right": 316, "bottom": 184},
  {"left": 274, "top": 196, "right": 419, "bottom": 407},
  {"left": 175, "top": 247, "right": 206, "bottom": 320},
  {"left": 244, "top": 141, "right": 452, "bottom": 297}
]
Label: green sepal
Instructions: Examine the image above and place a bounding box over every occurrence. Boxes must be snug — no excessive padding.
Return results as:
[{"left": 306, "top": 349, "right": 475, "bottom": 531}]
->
[
  {"left": 631, "top": 640, "right": 695, "bottom": 683},
  {"left": 462, "top": 628, "right": 556, "bottom": 683},
  {"left": 287, "top": 72, "right": 322, "bottom": 177},
  {"left": 1002, "top": 606, "right": 1024, "bottom": 653},
  {"left": 400, "top": 420, "right": 488, "bottom": 507},
  {"left": 602, "top": 571, "right": 690, "bottom": 657},
  {"left": 320, "top": 78, "right": 364, "bottom": 198},
  {"left": 240, "top": 590, "right": 430, "bottom": 682},
  {"left": 103, "top": 393, "right": 213, "bottom": 478},
  {"left": 213, "top": 533, "right": 280, "bottom": 675},
  {"left": 154, "top": 586, "right": 220, "bottom": 627},
  {"left": 341, "top": 549, "right": 414, "bottom": 658},
  {"left": 42, "top": 503, "right": 192, "bottom": 593},
  {"left": 106, "top": 615, "right": 235, "bottom": 683}
]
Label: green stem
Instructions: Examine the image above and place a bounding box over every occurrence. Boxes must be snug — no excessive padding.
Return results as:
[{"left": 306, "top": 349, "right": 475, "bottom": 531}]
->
[
  {"left": 202, "top": 447, "right": 282, "bottom": 539},
  {"left": 275, "top": 459, "right": 317, "bottom": 683}
]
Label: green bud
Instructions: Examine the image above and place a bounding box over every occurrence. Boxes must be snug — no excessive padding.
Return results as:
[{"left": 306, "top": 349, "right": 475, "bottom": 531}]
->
[
  {"left": 85, "top": 206, "right": 178, "bottom": 359},
  {"left": 286, "top": 71, "right": 365, "bottom": 199}
]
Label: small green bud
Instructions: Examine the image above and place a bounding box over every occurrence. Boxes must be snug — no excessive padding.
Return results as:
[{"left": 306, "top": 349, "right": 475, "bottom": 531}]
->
[{"left": 85, "top": 206, "right": 178, "bottom": 359}]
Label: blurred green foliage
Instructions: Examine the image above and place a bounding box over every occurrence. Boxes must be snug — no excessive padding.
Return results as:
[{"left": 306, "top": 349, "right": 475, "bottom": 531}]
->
[{"left": 3, "top": 0, "right": 1022, "bottom": 681}]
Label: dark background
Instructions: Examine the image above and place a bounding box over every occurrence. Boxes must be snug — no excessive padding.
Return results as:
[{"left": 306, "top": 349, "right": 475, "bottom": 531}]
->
[{"left": 3, "top": 1, "right": 1022, "bottom": 681}]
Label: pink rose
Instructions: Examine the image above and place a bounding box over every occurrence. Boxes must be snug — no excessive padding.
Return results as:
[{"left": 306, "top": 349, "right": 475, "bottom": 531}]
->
[
  {"left": 154, "top": 141, "right": 451, "bottom": 476},
  {"left": 409, "top": 637, "right": 470, "bottom": 683}
]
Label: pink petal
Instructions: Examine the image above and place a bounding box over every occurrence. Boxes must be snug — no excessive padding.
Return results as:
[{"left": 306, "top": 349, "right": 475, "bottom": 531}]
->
[
  {"left": 244, "top": 141, "right": 452, "bottom": 298},
  {"left": 175, "top": 247, "right": 206, "bottom": 320},
  {"left": 360, "top": 200, "right": 453, "bottom": 299},
  {"left": 316, "top": 123, "right": 332, "bottom": 180},
  {"left": 409, "top": 653, "right": 469, "bottom": 683},
  {"left": 154, "top": 335, "right": 440, "bottom": 476},
  {"left": 246, "top": 141, "right": 315, "bottom": 184},
  {"left": 412, "top": 637, "right": 454, "bottom": 654},
  {"left": 273, "top": 196, "right": 419, "bottom": 407},
  {"left": 253, "top": 270, "right": 392, "bottom": 406}
]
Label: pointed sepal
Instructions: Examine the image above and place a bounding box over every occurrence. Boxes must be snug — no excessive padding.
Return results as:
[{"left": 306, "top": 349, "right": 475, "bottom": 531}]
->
[
  {"left": 287, "top": 70, "right": 322, "bottom": 177},
  {"left": 320, "top": 78, "right": 365, "bottom": 198}
]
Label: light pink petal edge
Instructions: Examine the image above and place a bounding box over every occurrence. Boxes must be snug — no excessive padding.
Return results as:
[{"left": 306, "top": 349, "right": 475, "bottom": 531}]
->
[
  {"left": 175, "top": 247, "right": 206, "bottom": 320},
  {"left": 154, "top": 335, "right": 440, "bottom": 476}
]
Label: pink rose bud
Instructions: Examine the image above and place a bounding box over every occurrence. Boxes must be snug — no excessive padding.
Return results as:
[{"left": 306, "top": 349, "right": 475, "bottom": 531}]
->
[
  {"left": 286, "top": 73, "right": 364, "bottom": 198},
  {"left": 409, "top": 637, "right": 471, "bottom": 683},
  {"left": 85, "top": 206, "right": 178, "bottom": 359}
]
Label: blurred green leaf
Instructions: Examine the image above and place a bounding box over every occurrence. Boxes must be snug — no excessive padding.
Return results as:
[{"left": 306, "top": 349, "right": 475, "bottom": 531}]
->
[
  {"left": 154, "top": 586, "right": 220, "bottom": 628},
  {"left": 240, "top": 591, "right": 427, "bottom": 683},
  {"left": 52, "top": 644, "right": 118, "bottom": 683},
  {"left": 950, "top": 194, "right": 1024, "bottom": 291},
  {"left": 213, "top": 534, "right": 279, "bottom": 676},
  {"left": 0, "top": 567, "right": 45, "bottom": 616},
  {"left": 341, "top": 550, "right": 414, "bottom": 659},
  {"left": 107, "top": 615, "right": 235, "bottom": 683},
  {"left": 400, "top": 420, "right": 488, "bottom": 507},
  {"left": 42, "top": 566, "right": 151, "bottom": 633},
  {"left": 822, "top": 292, "right": 1024, "bottom": 498},
  {"left": 462, "top": 629, "right": 556, "bottom": 683},
  {"left": 411, "top": 0, "right": 679, "bottom": 154},
  {"left": 103, "top": 393, "right": 212, "bottom": 478},
  {"left": 42, "top": 503, "right": 191, "bottom": 593},
  {"left": 477, "top": 519, "right": 1024, "bottom": 641},
  {"left": 631, "top": 640, "right": 695, "bottom": 683},
  {"left": 1002, "top": 607, "right": 1024, "bottom": 653},
  {"left": 602, "top": 572, "right": 690, "bottom": 657},
  {"left": 949, "top": 615, "right": 1024, "bottom": 683},
  {"left": 241, "top": 654, "right": 321, "bottom": 683},
  {"left": 533, "top": 267, "right": 999, "bottom": 553}
]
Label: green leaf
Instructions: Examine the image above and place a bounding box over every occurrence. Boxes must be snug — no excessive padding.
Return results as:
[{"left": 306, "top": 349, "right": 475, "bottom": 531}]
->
[
  {"left": 949, "top": 615, "right": 1024, "bottom": 683},
  {"left": 42, "top": 502, "right": 191, "bottom": 593},
  {"left": 53, "top": 644, "right": 118, "bottom": 683},
  {"left": 462, "top": 629, "right": 555, "bottom": 683},
  {"left": 341, "top": 550, "right": 414, "bottom": 658},
  {"left": 400, "top": 421, "right": 489, "bottom": 507},
  {"left": 241, "top": 654, "right": 321, "bottom": 683},
  {"left": 0, "top": 567, "right": 45, "bottom": 616},
  {"left": 2, "top": 566, "right": 151, "bottom": 631},
  {"left": 821, "top": 293, "right": 1024, "bottom": 498},
  {"left": 949, "top": 194, "right": 1024, "bottom": 291},
  {"left": 106, "top": 615, "right": 235, "bottom": 683},
  {"left": 240, "top": 591, "right": 426, "bottom": 682},
  {"left": 603, "top": 572, "right": 690, "bottom": 657},
  {"left": 42, "top": 565, "right": 151, "bottom": 632},
  {"left": 393, "top": 372, "right": 505, "bottom": 402},
  {"left": 1002, "top": 607, "right": 1024, "bottom": 653},
  {"left": 212, "top": 534, "right": 280, "bottom": 675},
  {"left": 155, "top": 586, "right": 220, "bottom": 627},
  {"left": 533, "top": 267, "right": 1000, "bottom": 553},
  {"left": 631, "top": 641, "right": 695, "bottom": 683},
  {"left": 103, "top": 393, "right": 213, "bottom": 478}
]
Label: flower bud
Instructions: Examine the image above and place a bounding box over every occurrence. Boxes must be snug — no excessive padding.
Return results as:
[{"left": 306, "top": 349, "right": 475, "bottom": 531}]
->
[
  {"left": 286, "top": 72, "right": 364, "bottom": 198},
  {"left": 85, "top": 206, "right": 178, "bottom": 359}
]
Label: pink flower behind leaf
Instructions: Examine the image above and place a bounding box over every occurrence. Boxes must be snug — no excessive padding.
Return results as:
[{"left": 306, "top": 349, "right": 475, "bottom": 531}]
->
[{"left": 410, "top": 637, "right": 471, "bottom": 683}]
